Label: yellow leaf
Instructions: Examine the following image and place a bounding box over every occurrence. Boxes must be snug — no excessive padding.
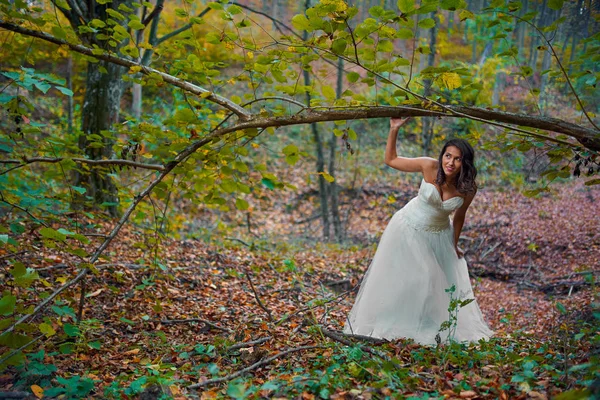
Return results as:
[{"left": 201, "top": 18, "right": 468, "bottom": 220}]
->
[
  {"left": 200, "top": 92, "right": 212, "bottom": 99},
  {"left": 439, "top": 72, "right": 461, "bottom": 90},
  {"left": 246, "top": 51, "right": 254, "bottom": 59},
  {"left": 319, "top": 172, "right": 335, "bottom": 182},
  {"left": 31, "top": 385, "right": 44, "bottom": 399},
  {"left": 129, "top": 66, "right": 142, "bottom": 74}
]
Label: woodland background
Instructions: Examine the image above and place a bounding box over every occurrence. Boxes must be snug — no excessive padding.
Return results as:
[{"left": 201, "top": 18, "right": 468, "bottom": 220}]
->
[{"left": 0, "top": 0, "right": 598, "bottom": 398}]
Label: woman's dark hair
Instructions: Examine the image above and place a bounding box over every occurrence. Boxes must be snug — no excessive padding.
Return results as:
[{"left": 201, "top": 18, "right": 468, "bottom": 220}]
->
[{"left": 435, "top": 139, "right": 477, "bottom": 195}]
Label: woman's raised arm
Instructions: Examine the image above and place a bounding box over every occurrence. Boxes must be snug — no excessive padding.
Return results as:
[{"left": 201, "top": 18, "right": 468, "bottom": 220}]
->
[{"left": 384, "top": 118, "right": 437, "bottom": 173}]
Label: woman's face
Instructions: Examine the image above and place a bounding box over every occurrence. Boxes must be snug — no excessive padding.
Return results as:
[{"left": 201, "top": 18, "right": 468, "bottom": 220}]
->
[{"left": 442, "top": 145, "right": 463, "bottom": 179}]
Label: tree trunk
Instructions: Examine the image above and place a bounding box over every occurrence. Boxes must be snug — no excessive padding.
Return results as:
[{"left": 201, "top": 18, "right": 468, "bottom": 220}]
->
[
  {"left": 539, "top": 9, "right": 559, "bottom": 112},
  {"left": 529, "top": 0, "right": 547, "bottom": 69},
  {"left": 328, "top": 57, "right": 344, "bottom": 242},
  {"left": 74, "top": 60, "right": 125, "bottom": 217},
  {"left": 57, "top": 0, "right": 135, "bottom": 216},
  {"left": 303, "top": 0, "right": 329, "bottom": 240},
  {"left": 422, "top": 13, "right": 437, "bottom": 155},
  {"left": 516, "top": 0, "right": 528, "bottom": 61},
  {"left": 66, "top": 56, "right": 74, "bottom": 135},
  {"left": 492, "top": 72, "right": 505, "bottom": 106}
]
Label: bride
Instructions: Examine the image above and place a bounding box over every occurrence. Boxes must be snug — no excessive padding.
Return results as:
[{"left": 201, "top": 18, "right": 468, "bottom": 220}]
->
[{"left": 343, "top": 117, "right": 493, "bottom": 345}]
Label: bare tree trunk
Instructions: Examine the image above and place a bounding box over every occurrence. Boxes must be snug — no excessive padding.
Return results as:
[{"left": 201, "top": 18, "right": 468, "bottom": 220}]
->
[
  {"left": 492, "top": 72, "right": 505, "bottom": 106},
  {"left": 539, "top": 9, "right": 559, "bottom": 112},
  {"left": 421, "top": 13, "right": 437, "bottom": 155},
  {"left": 516, "top": 0, "right": 528, "bottom": 61},
  {"left": 329, "top": 58, "right": 344, "bottom": 242},
  {"left": 66, "top": 56, "right": 74, "bottom": 135},
  {"left": 302, "top": 0, "right": 329, "bottom": 240},
  {"left": 529, "top": 0, "right": 548, "bottom": 69}
]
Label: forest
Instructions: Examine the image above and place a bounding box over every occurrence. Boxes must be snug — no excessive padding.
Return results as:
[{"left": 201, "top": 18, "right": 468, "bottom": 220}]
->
[{"left": 0, "top": 0, "right": 598, "bottom": 398}]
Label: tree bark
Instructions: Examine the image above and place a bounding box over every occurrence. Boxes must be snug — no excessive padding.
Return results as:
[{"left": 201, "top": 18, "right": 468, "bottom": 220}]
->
[
  {"left": 422, "top": 13, "right": 437, "bottom": 155},
  {"left": 329, "top": 57, "right": 344, "bottom": 242},
  {"left": 75, "top": 60, "right": 125, "bottom": 216},
  {"left": 62, "top": 0, "right": 136, "bottom": 216},
  {"left": 66, "top": 56, "right": 74, "bottom": 135},
  {"left": 303, "top": 0, "right": 330, "bottom": 240}
]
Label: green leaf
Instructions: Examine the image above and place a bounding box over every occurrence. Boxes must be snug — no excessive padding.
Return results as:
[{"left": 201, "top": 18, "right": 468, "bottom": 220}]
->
[
  {"left": 235, "top": 198, "right": 249, "bottom": 210},
  {"left": 377, "top": 40, "right": 394, "bottom": 52},
  {"left": 555, "top": 301, "right": 567, "bottom": 314},
  {"left": 39, "top": 322, "right": 56, "bottom": 337},
  {"left": 128, "top": 20, "right": 145, "bottom": 30},
  {"left": 9, "top": 262, "right": 26, "bottom": 278},
  {"left": 226, "top": 382, "right": 247, "bottom": 400},
  {"left": 397, "top": 0, "right": 415, "bottom": 13},
  {"left": 72, "top": 186, "right": 86, "bottom": 195},
  {"left": 459, "top": 9, "right": 475, "bottom": 21},
  {"left": 106, "top": 9, "right": 125, "bottom": 20},
  {"left": 64, "top": 323, "right": 80, "bottom": 337},
  {"left": 208, "top": 2, "right": 223, "bottom": 10},
  {"left": 39, "top": 227, "right": 67, "bottom": 242},
  {"left": 291, "top": 14, "right": 310, "bottom": 31},
  {"left": 395, "top": 28, "right": 414, "bottom": 39},
  {"left": 34, "top": 81, "right": 52, "bottom": 94},
  {"left": 548, "top": 0, "right": 563, "bottom": 10},
  {"left": 418, "top": 18, "right": 436, "bottom": 29},
  {"left": 55, "top": 86, "right": 74, "bottom": 96},
  {"left": 89, "top": 19, "right": 106, "bottom": 29},
  {"left": 0, "top": 294, "right": 16, "bottom": 316},
  {"left": 174, "top": 8, "right": 188, "bottom": 17},
  {"left": 261, "top": 178, "right": 275, "bottom": 190},
  {"left": 88, "top": 341, "right": 102, "bottom": 350},
  {"left": 331, "top": 38, "right": 347, "bottom": 55},
  {"left": 347, "top": 72, "right": 360, "bottom": 83},
  {"left": 322, "top": 85, "right": 336, "bottom": 101}
]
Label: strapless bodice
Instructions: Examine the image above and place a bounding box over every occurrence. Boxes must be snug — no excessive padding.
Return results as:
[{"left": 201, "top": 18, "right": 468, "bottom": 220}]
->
[{"left": 398, "top": 180, "right": 464, "bottom": 232}]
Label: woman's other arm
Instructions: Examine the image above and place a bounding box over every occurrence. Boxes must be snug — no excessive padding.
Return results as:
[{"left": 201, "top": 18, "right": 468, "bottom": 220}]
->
[
  {"left": 385, "top": 118, "right": 437, "bottom": 174},
  {"left": 452, "top": 190, "right": 476, "bottom": 258}
]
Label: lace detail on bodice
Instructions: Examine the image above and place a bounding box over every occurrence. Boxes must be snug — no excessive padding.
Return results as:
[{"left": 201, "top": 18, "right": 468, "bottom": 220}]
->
[{"left": 397, "top": 180, "right": 464, "bottom": 233}]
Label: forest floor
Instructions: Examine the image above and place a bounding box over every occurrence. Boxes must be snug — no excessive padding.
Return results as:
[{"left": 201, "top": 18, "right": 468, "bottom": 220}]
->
[{"left": 1, "top": 179, "right": 598, "bottom": 399}]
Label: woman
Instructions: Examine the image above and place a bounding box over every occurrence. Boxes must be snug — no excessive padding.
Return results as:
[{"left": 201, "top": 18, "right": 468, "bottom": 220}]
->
[{"left": 343, "top": 117, "right": 493, "bottom": 345}]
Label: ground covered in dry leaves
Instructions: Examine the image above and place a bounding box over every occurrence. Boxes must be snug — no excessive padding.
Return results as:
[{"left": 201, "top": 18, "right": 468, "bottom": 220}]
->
[{"left": 1, "top": 179, "right": 598, "bottom": 399}]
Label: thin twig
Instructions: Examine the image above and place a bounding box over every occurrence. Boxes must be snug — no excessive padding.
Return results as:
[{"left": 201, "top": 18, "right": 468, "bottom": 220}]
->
[
  {"left": 0, "top": 250, "right": 28, "bottom": 261},
  {"left": 227, "top": 336, "right": 272, "bottom": 351},
  {"left": 188, "top": 345, "right": 322, "bottom": 388},
  {"left": 245, "top": 271, "right": 273, "bottom": 321},
  {"left": 159, "top": 318, "right": 234, "bottom": 334},
  {"left": 0, "top": 334, "right": 43, "bottom": 365}
]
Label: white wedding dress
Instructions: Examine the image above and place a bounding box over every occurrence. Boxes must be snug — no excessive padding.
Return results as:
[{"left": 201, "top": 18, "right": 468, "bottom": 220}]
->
[{"left": 343, "top": 179, "right": 493, "bottom": 345}]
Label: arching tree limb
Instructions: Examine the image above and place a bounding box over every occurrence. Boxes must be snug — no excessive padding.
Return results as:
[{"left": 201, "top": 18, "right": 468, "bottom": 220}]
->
[
  {"left": 0, "top": 21, "right": 251, "bottom": 120},
  {"left": 1, "top": 21, "right": 597, "bottom": 150}
]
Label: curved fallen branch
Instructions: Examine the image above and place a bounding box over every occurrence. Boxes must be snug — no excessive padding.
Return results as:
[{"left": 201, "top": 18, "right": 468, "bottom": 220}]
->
[
  {"left": 159, "top": 318, "right": 234, "bottom": 334},
  {"left": 188, "top": 345, "right": 322, "bottom": 389},
  {"left": 319, "top": 327, "right": 408, "bottom": 369}
]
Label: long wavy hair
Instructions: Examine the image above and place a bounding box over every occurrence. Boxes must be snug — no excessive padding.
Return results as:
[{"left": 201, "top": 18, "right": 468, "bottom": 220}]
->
[{"left": 435, "top": 139, "right": 477, "bottom": 195}]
